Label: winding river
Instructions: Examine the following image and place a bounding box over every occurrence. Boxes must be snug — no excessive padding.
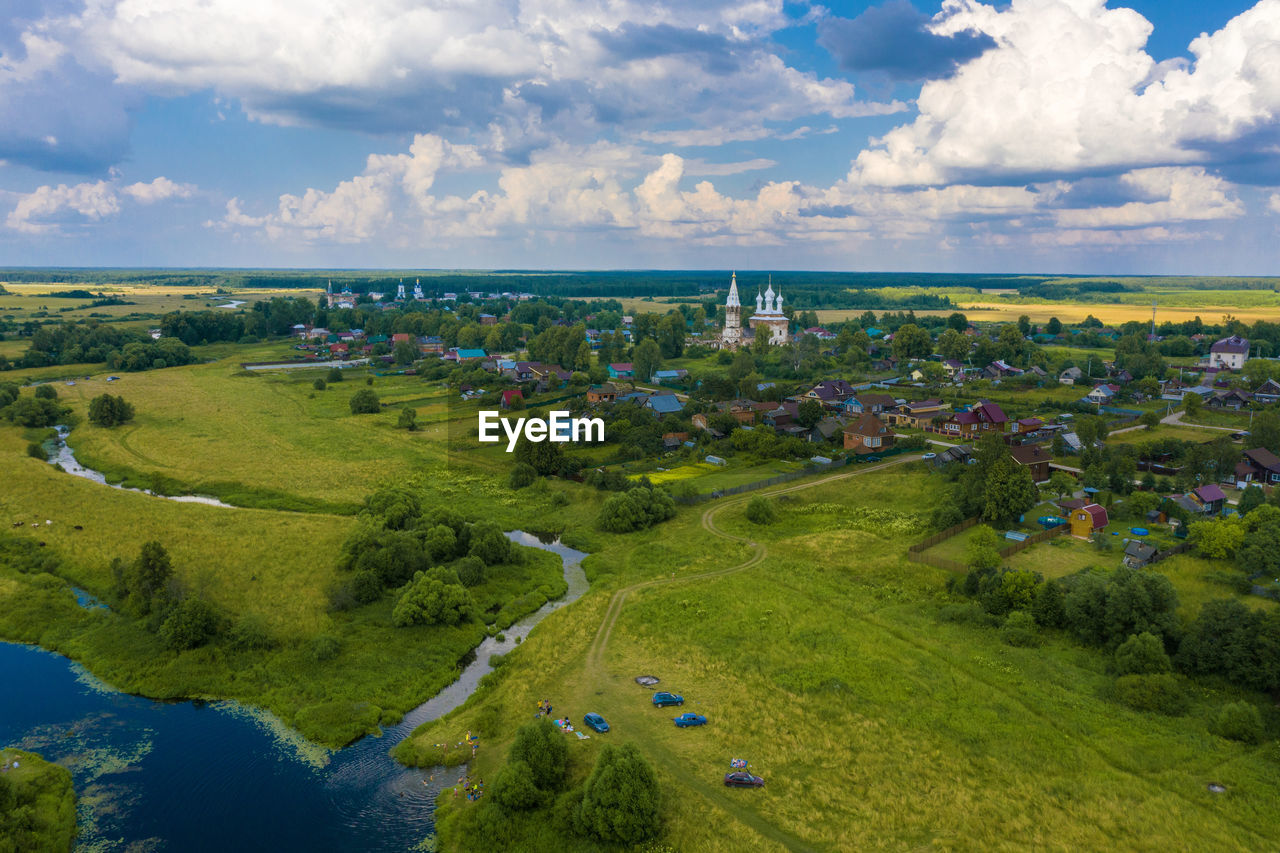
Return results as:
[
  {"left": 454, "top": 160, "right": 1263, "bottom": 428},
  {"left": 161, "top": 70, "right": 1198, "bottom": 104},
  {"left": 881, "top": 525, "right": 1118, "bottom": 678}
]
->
[
  {"left": 8, "top": 439, "right": 590, "bottom": 851},
  {"left": 48, "top": 426, "right": 234, "bottom": 508}
]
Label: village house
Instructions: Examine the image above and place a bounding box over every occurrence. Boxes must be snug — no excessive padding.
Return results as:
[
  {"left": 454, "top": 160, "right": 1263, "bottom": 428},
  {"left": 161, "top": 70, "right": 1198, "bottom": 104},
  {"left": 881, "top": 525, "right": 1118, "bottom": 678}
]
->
[
  {"left": 586, "top": 383, "right": 618, "bottom": 404},
  {"left": 1255, "top": 378, "right": 1280, "bottom": 404},
  {"left": 985, "top": 360, "right": 1023, "bottom": 379},
  {"left": 841, "top": 392, "right": 896, "bottom": 416},
  {"left": 1192, "top": 484, "right": 1226, "bottom": 515},
  {"left": 607, "top": 363, "right": 634, "bottom": 379},
  {"left": 809, "top": 417, "right": 844, "bottom": 444},
  {"left": 1013, "top": 417, "right": 1044, "bottom": 435},
  {"left": 939, "top": 400, "right": 1008, "bottom": 436},
  {"left": 1084, "top": 384, "right": 1120, "bottom": 405},
  {"left": 662, "top": 432, "right": 690, "bottom": 449},
  {"left": 1208, "top": 335, "right": 1250, "bottom": 370},
  {"left": 1235, "top": 447, "right": 1280, "bottom": 486},
  {"left": 652, "top": 368, "right": 689, "bottom": 385},
  {"left": 1207, "top": 389, "right": 1252, "bottom": 410},
  {"left": 888, "top": 399, "right": 949, "bottom": 429},
  {"left": 1069, "top": 504, "right": 1109, "bottom": 537},
  {"left": 942, "top": 360, "right": 966, "bottom": 379},
  {"left": 842, "top": 413, "right": 895, "bottom": 454},
  {"left": 762, "top": 400, "right": 801, "bottom": 428},
  {"left": 643, "top": 394, "right": 685, "bottom": 417},
  {"left": 1123, "top": 540, "right": 1158, "bottom": 568},
  {"left": 1009, "top": 444, "right": 1052, "bottom": 483},
  {"left": 714, "top": 399, "right": 764, "bottom": 425},
  {"left": 1059, "top": 366, "right": 1083, "bottom": 385},
  {"left": 500, "top": 389, "right": 523, "bottom": 409},
  {"left": 804, "top": 379, "right": 859, "bottom": 406}
]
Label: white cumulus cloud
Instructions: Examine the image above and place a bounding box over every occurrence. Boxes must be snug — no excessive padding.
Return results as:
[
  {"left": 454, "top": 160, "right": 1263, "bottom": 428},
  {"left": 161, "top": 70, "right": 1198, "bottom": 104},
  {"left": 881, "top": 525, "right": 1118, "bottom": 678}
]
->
[
  {"left": 850, "top": 0, "right": 1280, "bottom": 187},
  {"left": 6, "top": 175, "right": 195, "bottom": 233}
]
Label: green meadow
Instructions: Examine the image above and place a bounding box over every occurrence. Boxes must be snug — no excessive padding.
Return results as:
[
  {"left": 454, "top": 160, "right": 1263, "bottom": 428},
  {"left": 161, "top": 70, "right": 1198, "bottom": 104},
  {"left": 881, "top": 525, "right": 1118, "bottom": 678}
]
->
[
  {"left": 0, "top": 354, "right": 598, "bottom": 746},
  {"left": 398, "top": 464, "right": 1280, "bottom": 851}
]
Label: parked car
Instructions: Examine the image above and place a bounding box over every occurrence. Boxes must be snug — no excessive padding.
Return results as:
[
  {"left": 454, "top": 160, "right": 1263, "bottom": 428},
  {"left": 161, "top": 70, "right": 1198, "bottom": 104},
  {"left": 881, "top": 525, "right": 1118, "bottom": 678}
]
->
[
  {"left": 583, "top": 713, "right": 609, "bottom": 733},
  {"left": 673, "top": 713, "right": 707, "bottom": 728},
  {"left": 723, "top": 771, "right": 765, "bottom": 788},
  {"left": 651, "top": 692, "right": 684, "bottom": 707},
  {"left": 921, "top": 452, "right": 937, "bottom": 460}
]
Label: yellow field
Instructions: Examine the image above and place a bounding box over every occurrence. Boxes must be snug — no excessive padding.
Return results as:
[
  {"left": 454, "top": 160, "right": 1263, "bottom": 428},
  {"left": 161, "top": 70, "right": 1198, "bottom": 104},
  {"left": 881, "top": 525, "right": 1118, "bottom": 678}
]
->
[
  {"left": 573, "top": 292, "right": 1280, "bottom": 327},
  {"left": 817, "top": 301, "right": 1280, "bottom": 325}
]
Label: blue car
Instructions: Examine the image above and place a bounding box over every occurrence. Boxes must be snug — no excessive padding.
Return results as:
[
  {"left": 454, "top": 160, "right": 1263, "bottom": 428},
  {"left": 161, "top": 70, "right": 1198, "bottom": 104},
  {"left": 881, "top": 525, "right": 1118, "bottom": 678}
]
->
[
  {"left": 583, "top": 713, "right": 609, "bottom": 733},
  {"left": 652, "top": 692, "right": 684, "bottom": 707},
  {"left": 673, "top": 713, "right": 706, "bottom": 728}
]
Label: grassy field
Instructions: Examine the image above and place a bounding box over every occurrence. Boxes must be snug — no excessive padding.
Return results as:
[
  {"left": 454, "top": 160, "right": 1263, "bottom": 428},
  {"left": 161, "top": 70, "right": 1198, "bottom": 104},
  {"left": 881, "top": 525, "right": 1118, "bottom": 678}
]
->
[
  {"left": 1106, "top": 424, "right": 1224, "bottom": 446},
  {"left": 0, "top": 748, "right": 77, "bottom": 852},
  {"left": 0, "top": 349, "right": 612, "bottom": 746},
  {"left": 398, "top": 464, "right": 1280, "bottom": 851}
]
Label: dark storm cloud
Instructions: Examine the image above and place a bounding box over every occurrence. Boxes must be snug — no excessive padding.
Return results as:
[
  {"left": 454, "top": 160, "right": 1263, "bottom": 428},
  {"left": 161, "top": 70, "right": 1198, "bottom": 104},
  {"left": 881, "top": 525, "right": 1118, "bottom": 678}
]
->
[
  {"left": 818, "top": 0, "right": 995, "bottom": 81},
  {"left": 0, "top": 60, "right": 138, "bottom": 174}
]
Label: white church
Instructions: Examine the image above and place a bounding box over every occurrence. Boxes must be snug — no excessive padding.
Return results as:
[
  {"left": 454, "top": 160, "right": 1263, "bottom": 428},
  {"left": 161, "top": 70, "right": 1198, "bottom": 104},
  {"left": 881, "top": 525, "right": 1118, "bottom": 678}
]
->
[{"left": 719, "top": 272, "right": 790, "bottom": 349}]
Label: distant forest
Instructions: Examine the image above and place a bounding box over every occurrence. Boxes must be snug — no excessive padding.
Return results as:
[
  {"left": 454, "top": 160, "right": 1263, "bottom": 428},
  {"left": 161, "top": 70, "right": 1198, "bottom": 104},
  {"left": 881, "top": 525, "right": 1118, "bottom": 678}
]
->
[{"left": 2, "top": 269, "right": 1278, "bottom": 311}]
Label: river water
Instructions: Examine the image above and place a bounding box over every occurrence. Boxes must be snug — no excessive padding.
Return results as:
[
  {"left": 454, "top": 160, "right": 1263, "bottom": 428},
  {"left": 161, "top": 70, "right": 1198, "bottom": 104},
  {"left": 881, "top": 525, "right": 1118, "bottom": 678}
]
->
[
  {"left": 1, "top": 532, "right": 588, "bottom": 851},
  {"left": 47, "top": 426, "right": 234, "bottom": 508}
]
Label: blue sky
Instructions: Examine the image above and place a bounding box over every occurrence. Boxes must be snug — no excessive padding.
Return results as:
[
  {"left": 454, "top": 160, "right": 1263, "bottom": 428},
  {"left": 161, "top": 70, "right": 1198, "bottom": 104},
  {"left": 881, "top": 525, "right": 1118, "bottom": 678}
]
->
[{"left": 1, "top": 0, "right": 1278, "bottom": 273}]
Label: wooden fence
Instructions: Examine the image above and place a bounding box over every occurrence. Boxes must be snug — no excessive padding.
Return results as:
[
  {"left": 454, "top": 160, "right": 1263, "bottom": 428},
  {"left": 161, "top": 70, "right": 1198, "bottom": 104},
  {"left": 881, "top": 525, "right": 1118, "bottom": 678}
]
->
[
  {"left": 908, "top": 517, "right": 978, "bottom": 553},
  {"left": 1149, "top": 540, "right": 1193, "bottom": 565},
  {"left": 906, "top": 515, "right": 1068, "bottom": 572},
  {"left": 997, "top": 521, "right": 1068, "bottom": 557}
]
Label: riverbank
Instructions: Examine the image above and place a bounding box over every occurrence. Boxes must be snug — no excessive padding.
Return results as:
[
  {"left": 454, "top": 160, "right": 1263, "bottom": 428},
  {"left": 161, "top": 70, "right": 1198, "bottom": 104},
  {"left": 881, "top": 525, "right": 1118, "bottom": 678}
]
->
[
  {"left": 0, "top": 534, "right": 588, "bottom": 849},
  {"left": 0, "top": 748, "right": 76, "bottom": 852}
]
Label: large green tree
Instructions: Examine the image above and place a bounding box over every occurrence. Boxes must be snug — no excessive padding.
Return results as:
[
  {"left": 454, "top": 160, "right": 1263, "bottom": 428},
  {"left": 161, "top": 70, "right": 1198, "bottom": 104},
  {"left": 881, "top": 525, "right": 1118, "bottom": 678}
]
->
[{"left": 575, "top": 743, "right": 660, "bottom": 844}]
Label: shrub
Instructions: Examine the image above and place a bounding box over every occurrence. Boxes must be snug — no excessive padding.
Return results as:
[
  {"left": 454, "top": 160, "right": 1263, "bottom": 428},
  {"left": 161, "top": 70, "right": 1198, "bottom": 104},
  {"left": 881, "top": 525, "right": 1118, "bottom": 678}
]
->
[
  {"left": 26, "top": 442, "right": 45, "bottom": 459},
  {"left": 87, "top": 393, "right": 135, "bottom": 427},
  {"left": 158, "top": 597, "right": 223, "bottom": 651},
  {"left": 745, "top": 496, "right": 776, "bottom": 525},
  {"left": 1000, "top": 610, "right": 1041, "bottom": 647},
  {"left": 310, "top": 633, "right": 342, "bottom": 662},
  {"left": 469, "top": 521, "right": 514, "bottom": 566},
  {"left": 492, "top": 760, "right": 542, "bottom": 811},
  {"left": 1114, "top": 673, "right": 1188, "bottom": 716},
  {"left": 576, "top": 743, "right": 660, "bottom": 844},
  {"left": 327, "top": 367, "right": 344, "bottom": 382},
  {"left": 937, "top": 602, "right": 997, "bottom": 626},
  {"left": 456, "top": 555, "right": 485, "bottom": 587},
  {"left": 424, "top": 524, "right": 459, "bottom": 562},
  {"left": 508, "top": 463, "right": 538, "bottom": 490},
  {"left": 349, "top": 389, "right": 381, "bottom": 414},
  {"left": 313, "top": 378, "right": 326, "bottom": 391},
  {"left": 33, "top": 384, "right": 57, "bottom": 400},
  {"left": 1113, "top": 632, "right": 1171, "bottom": 676},
  {"left": 510, "top": 719, "right": 569, "bottom": 789},
  {"left": 397, "top": 408, "right": 417, "bottom": 430},
  {"left": 228, "top": 614, "right": 276, "bottom": 651},
  {"left": 391, "top": 570, "right": 473, "bottom": 627},
  {"left": 1213, "top": 701, "right": 1264, "bottom": 743},
  {"left": 966, "top": 525, "right": 1001, "bottom": 571},
  {"left": 350, "top": 570, "right": 384, "bottom": 604},
  {"left": 598, "top": 486, "right": 676, "bottom": 533}
]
